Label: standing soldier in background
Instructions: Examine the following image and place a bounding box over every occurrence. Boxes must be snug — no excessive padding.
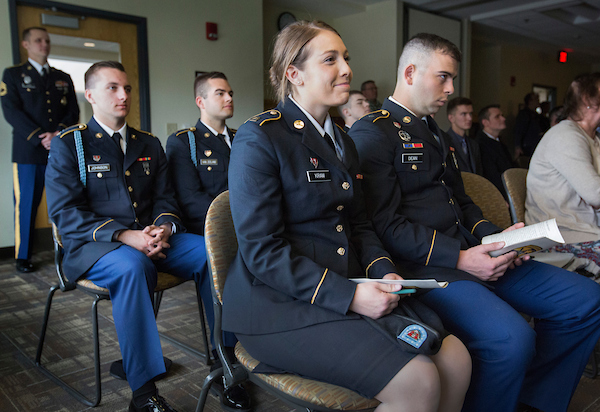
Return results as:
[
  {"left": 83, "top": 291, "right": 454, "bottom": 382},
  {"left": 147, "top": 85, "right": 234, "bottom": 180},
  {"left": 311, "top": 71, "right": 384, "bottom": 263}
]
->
[{"left": 0, "top": 26, "right": 79, "bottom": 272}]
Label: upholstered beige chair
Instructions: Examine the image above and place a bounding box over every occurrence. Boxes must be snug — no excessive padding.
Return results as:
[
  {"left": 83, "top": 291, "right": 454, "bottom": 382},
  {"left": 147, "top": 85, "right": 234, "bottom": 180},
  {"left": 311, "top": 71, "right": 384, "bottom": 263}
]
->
[
  {"left": 502, "top": 168, "right": 528, "bottom": 225},
  {"left": 461, "top": 171, "right": 511, "bottom": 229},
  {"left": 197, "top": 190, "right": 380, "bottom": 412}
]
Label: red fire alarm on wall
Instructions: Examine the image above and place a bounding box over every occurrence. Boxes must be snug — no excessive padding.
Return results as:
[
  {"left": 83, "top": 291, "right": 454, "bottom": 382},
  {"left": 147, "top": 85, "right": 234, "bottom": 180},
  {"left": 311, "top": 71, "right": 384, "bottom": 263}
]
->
[{"left": 206, "top": 22, "right": 218, "bottom": 41}]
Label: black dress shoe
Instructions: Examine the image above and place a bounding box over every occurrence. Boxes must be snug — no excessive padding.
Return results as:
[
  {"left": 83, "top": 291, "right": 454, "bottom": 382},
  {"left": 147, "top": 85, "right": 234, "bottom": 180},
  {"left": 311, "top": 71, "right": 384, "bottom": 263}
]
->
[
  {"left": 128, "top": 395, "right": 178, "bottom": 412},
  {"left": 210, "top": 377, "right": 251, "bottom": 412},
  {"left": 16, "top": 259, "right": 34, "bottom": 273}
]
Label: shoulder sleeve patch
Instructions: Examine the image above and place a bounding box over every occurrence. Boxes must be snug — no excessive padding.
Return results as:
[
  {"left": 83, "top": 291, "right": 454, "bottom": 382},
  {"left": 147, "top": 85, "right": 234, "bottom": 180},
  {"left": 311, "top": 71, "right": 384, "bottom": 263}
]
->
[
  {"left": 245, "top": 110, "right": 281, "bottom": 126},
  {"left": 60, "top": 124, "right": 87, "bottom": 138},
  {"left": 175, "top": 127, "right": 195, "bottom": 137}
]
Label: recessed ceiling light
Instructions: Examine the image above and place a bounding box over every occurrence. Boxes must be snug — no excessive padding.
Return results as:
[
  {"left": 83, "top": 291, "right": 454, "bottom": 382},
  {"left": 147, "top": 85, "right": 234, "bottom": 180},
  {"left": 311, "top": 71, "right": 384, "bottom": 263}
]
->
[{"left": 83, "top": 42, "right": 95, "bottom": 47}]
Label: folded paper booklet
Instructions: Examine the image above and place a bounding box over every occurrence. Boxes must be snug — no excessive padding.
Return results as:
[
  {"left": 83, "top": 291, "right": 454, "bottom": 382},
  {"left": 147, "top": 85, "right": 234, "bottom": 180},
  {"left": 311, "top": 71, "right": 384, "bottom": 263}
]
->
[
  {"left": 350, "top": 278, "right": 448, "bottom": 289},
  {"left": 481, "top": 218, "right": 565, "bottom": 258}
]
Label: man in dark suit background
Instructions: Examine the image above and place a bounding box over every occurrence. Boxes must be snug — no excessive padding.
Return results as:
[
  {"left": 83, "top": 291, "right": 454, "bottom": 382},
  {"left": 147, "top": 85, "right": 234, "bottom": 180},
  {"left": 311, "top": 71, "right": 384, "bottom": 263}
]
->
[
  {"left": 476, "top": 104, "right": 517, "bottom": 197},
  {"left": 46, "top": 61, "right": 209, "bottom": 412},
  {"left": 1, "top": 26, "right": 79, "bottom": 272},
  {"left": 165, "top": 71, "right": 250, "bottom": 411},
  {"left": 338, "top": 90, "right": 370, "bottom": 132},
  {"left": 446, "top": 97, "right": 482, "bottom": 174}
]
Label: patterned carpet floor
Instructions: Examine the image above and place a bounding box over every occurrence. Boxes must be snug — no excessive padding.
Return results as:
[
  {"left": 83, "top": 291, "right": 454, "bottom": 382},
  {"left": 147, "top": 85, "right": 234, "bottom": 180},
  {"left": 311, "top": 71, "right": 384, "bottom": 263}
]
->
[{"left": 1, "top": 250, "right": 600, "bottom": 411}]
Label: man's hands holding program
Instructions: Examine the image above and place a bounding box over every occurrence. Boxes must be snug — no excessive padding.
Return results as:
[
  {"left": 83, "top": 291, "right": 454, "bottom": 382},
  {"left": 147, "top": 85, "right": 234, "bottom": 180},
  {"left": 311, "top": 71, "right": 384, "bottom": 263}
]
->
[{"left": 457, "top": 222, "right": 530, "bottom": 281}]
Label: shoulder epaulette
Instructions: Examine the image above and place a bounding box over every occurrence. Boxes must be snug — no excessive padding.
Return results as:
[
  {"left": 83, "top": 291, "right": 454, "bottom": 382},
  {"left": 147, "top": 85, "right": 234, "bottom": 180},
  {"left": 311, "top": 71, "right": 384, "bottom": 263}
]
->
[
  {"left": 365, "top": 109, "right": 390, "bottom": 123},
  {"left": 230, "top": 128, "right": 237, "bottom": 136},
  {"left": 245, "top": 109, "right": 281, "bottom": 126},
  {"left": 59, "top": 124, "right": 87, "bottom": 138},
  {"left": 175, "top": 126, "right": 196, "bottom": 137},
  {"left": 132, "top": 129, "right": 156, "bottom": 140}
]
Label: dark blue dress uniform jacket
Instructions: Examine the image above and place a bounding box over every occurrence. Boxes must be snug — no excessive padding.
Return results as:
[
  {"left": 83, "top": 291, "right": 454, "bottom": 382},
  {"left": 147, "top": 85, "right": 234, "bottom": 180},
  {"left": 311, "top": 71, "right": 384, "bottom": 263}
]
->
[
  {"left": 45, "top": 118, "right": 182, "bottom": 282},
  {"left": 166, "top": 120, "right": 233, "bottom": 235},
  {"left": 222, "top": 98, "right": 397, "bottom": 336},
  {"left": 1, "top": 62, "right": 79, "bottom": 164},
  {"left": 350, "top": 99, "right": 500, "bottom": 282}
]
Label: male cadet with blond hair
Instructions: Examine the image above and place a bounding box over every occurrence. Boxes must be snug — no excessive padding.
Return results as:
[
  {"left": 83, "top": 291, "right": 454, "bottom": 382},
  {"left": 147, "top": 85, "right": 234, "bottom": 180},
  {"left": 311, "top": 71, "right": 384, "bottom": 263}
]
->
[
  {"left": 446, "top": 96, "right": 481, "bottom": 174},
  {"left": 165, "top": 71, "right": 250, "bottom": 412},
  {"left": 350, "top": 33, "right": 600, "bottom": 412},
  {"left": 338, "top": 90, "right": 370, "bottom": 132},
  {"left": 1, "top": 26, "right": 79, "bottom": 272},
  {"left": 46, "top": 61, "right": 212, "bottom": 412}
]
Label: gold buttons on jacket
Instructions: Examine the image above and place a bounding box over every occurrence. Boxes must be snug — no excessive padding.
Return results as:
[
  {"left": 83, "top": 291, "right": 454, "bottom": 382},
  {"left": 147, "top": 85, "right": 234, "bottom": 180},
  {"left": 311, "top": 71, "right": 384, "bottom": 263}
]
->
[
  {"left": 441, "top": 180, "right": 445, "bottom": 185},
  {"left": 128, "top": 186, "right": 133, "bottom": 192},
  {"left": 125, "top": 170, "right": 131, "bottom": 176},
  {"left": 96, "top": 172, "right": 103, "bottom": 178},
  {"left": 207, "top": 166, "right": 212, "bottom": 171},
  {"left": 294, "top": 120, "right": 305, "bottom": 129},
  {"left": 342, "top": 182, "right": 350, "bottom": 190},
  {"left": 48, "top": 109, "right": 52, "bottom": 113},
  {"left": 135, "top": 218, "right": 139, "bottom": 223},
  {"left": 133, "top": 202, "right": 138, "bottom": 208},
  {"left": 337, "top": 205, "right": 344, "bottom": 211},
  {"left": 336, "top": 225, "right": 343, "bottom": 232},
  {"left": 337, "top": 247, "right": 346, "bottom": 256},
  {"left": 449, "top": 199, "right": 454, "bottom": 205},
  {"left": 412, "top": 164, "right": 417, "bottom": 170},
  {"left": 442, "top": 162, "right": 446, "bottom": 167},
  {"left": 46, "top": 99, "right": 51, "bottom": 104}
]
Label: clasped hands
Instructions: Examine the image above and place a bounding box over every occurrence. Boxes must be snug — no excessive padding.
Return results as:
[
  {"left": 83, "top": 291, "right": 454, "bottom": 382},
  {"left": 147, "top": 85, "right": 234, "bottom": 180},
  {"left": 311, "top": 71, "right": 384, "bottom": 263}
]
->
[{"left": 116, "top": 224, "right": 172, "bottom": 259}]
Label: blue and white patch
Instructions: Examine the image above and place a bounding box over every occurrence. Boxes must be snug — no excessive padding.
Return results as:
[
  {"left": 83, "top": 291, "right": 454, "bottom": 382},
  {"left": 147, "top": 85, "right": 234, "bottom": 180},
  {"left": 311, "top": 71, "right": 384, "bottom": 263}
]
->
[{"left": 398, "top": 324, "right": 427, "bottom": 349}]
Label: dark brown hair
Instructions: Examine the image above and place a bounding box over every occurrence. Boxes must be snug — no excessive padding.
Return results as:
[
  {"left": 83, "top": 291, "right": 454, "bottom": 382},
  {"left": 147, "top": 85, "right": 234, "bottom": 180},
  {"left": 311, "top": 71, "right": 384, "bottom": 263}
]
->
[
  {"left": 85, "top": 61, "right": 126, "bottom": 89},
  {"left": 22, "top": 27, "right": 47, "bottom": 41},
  {"left": 447, "top": 97, "right": 473, "bottom": 115},
  {"left": 562, "top": 73, "right": 600, "bottom": 121},
  {"left": 194, "top": 71, "right": 228, "bottom": 98}
]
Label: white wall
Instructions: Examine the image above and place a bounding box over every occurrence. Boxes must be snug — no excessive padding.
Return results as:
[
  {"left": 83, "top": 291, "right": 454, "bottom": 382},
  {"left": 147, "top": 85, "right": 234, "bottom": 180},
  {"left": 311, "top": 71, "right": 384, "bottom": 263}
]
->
[
  {"left": 0, "top": 0, "right": 264, "bottom": 248},
  {"left": 334, "top": 0, "right": 402, "bottom": 102}
]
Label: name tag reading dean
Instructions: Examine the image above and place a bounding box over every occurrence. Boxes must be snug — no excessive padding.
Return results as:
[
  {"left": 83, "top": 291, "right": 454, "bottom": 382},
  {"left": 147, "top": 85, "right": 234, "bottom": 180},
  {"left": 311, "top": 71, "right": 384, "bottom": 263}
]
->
[
  {"left": 87, "top": 163, "right": 111, "bottom": 172},
  {"left": 201, "top": 159, "right": 218, "bottom": 166},
  {"left": 307, "top": 169, "right": 331, "bottom": 182},
  {"left": 402, "top": 153, "right": 423, "bottom": 164}
]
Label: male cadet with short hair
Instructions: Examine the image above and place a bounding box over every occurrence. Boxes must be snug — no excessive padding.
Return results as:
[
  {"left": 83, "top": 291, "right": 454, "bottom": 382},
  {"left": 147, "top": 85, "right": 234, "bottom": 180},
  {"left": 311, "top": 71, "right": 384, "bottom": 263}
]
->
[
  {"left": 476, "top": 104, "right": 517, "bottom": 197},
  {"left": 165, "top": 71, "right": 250, "bottom": 412},
  {"left": 446, "top": 97, "right": 482, "bottom": 174},
  {"left": 338, "top": 90, "right": 370, "bottom": 132},
  {"left": 1, "top": 26, "right": 79, "bottom": 273},
  {"left": 350, "top": 33, "right": 600, "bottom": 412},
  {"left": 45, "top": 61, "right": 210, "bottom": 412},
  {"left": 360, "top": 79, "right": 382, "bottom": 111}
]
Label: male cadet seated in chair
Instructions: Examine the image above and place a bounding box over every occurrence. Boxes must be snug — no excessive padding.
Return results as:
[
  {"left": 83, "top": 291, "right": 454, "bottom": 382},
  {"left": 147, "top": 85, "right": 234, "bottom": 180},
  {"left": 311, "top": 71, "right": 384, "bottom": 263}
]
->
[
  {"left": 445, "top": 97, "right": 482, "bottom": 174},
  {"left": 166, "top": 71, "right": 250, "bottom": 411},
  {"left": 350, "top": 33, "right": 600, "bottom": 412},
  {"left": 45, "top": 61, "right": 213, "bottom": 412},
  {"left": 1, "top": 26, "right": 79, "bottom": 273},
  {"left": 338, "top": 90, "right": 370, "bottom": 132}
]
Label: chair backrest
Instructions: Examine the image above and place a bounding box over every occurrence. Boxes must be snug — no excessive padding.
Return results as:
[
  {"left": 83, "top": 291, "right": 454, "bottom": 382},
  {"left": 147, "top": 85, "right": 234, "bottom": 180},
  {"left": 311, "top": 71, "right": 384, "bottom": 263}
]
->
[
  {"left": 51, "top": 222, "right": 75, "bottom": 292},
  {"left": 204, "top": 191, "right": 237, "bottom": 305},
  {"left": 502, "top": 168, "right": 528, "bottom": 225},
  {"left": 461, "top": 172, "right": 511, "bottom": 229}
]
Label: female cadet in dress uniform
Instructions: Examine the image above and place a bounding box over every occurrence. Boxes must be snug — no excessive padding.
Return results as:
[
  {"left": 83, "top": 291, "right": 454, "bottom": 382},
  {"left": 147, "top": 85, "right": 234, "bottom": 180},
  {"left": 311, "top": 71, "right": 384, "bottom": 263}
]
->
[{"left": 222, "top": 21, "right": 471, "bottom": 412}]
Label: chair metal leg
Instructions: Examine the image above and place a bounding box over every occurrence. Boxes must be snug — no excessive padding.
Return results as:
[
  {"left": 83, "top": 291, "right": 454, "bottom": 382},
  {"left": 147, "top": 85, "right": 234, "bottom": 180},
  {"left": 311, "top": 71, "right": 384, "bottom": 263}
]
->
[
  {"left": 34, "top": 285, "right": 103, "bottom": 407},
  {"left": 196, "top": 367, "right": 223, "bottom": 412}
]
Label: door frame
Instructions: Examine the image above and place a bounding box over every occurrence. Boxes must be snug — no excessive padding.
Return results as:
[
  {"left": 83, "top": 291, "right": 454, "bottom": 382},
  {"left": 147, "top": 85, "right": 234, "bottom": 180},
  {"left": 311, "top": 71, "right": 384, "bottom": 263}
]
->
[{"left": 8, "top": 0, "right": 152, "bottom": 130}]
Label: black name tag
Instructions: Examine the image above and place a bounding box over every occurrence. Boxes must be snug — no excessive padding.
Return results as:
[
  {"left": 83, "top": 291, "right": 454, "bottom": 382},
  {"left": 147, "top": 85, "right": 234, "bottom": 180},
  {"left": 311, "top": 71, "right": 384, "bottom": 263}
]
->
[
  {"left": 307, "top": 169, "right": 331, "bottom": 182},
  {"left": 87, "top": 163, "right": 111, "bottom": 172},
  {"left": 402, "top": 153, "right": 423, "bottom": 163},
  {"left": 201, "top": 159, "right": 218, "bottom": 166}
]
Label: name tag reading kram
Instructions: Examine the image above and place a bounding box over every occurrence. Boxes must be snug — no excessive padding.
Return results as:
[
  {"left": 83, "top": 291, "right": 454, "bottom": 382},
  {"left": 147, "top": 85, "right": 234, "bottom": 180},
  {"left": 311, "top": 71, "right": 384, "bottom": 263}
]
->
[
  {"left": 402, "top": 153, "right": 423, "bottom": 163},
  {"left": 307, "top": 169, "right": 331, "bottom": 182},
  {"left": 87, "top": 164, "right": 111, "bottom": 172},
  {"left": 201, "top": 159, "right": 218, "bottom": 166}
]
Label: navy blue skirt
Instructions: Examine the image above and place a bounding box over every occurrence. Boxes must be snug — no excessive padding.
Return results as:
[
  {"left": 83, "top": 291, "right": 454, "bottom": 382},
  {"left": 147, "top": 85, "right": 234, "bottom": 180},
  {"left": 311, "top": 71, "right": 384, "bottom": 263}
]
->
[{"left": 237, "top": 317, "right": 418, "bottom": 398}]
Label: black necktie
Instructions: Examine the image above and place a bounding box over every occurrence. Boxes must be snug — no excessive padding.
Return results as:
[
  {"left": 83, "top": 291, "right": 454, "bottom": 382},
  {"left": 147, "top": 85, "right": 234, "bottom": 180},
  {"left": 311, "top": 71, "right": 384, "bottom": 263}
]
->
[
  {"left": 41, "top": 67, "right": 49, "bottom": 88},
  {"left": 422, "top": 118, "right": 440, "bottom": 145},
  {"left": 324, "top": 132, "right": 336, "bottom": 151},
  {"left": 217, "top": 133, "right": 229, "bottom": 149},
  {"left": 113, "top": 132, "right": 124, "bottom": 153}
]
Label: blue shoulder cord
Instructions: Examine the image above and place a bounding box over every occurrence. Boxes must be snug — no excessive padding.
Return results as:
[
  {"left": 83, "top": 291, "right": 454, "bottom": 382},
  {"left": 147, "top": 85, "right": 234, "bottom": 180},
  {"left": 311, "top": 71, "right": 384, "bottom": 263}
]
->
[
  {"left": 74, "top": 130, "right": 87, "bottom": 188},
  {"left": 187, "top": 131, "right": 198, "bottom": 167}
]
